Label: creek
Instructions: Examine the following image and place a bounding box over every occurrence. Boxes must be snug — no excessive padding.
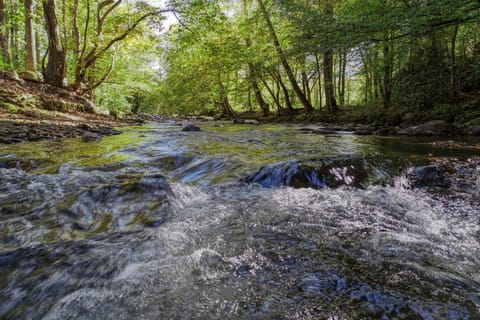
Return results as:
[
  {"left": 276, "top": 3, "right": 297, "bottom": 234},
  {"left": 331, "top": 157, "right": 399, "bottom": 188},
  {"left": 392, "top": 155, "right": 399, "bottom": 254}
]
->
[{"left": 0, "top": 122, "right": 479, "bottom": 319}]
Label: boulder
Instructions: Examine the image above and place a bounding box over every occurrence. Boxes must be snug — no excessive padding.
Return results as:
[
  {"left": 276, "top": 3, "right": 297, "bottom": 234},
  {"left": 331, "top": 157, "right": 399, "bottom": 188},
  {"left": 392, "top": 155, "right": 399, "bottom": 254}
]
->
[
  {"left": 18, "top": 71, "right": 41, "bottom": 82},
  {"left": 465, "top": 125, "right": 480, "bottom": 136},
  {"left": 82, "top": 132, "right": 102, "bottom": 142},
  {"left": 0, "top": 70, "right": 23, "bottom": 83},
  {"left": 182, "top": 124, "right": 201, "bottom": 132},
  {"left": 242, "top": 156, "right": 392, "bottom": 189},
  {"left": 397, "top": 120, "right": 453, "bottom": 136},
  {"left": 407, "top": 165, "right": 450, "bottom": 188},
  {"left": 465, "top": 118, "right": 480, "bottom": 127}
]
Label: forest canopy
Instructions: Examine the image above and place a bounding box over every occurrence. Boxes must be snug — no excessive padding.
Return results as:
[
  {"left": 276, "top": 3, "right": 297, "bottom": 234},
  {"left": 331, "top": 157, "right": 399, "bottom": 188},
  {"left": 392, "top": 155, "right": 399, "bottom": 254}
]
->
[{"left": 1, "top": 0, "right": 480, "bottom": 118}]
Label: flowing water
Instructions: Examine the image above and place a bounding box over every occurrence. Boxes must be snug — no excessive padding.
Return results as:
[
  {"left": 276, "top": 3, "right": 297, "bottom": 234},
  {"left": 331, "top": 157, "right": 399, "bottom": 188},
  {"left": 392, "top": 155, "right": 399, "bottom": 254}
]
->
[{"left": 0, "top": 122, "right": 479, "bottom": 319}]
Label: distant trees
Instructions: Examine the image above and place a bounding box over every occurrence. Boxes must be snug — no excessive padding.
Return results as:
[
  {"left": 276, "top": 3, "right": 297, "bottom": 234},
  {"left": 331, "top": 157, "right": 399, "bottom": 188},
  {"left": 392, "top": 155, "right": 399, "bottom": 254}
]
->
[
  {"left": 158, "top": 0, "right": 480, "bottom": 116},
  {"left": 1, "top": 0, "right": 479, "bottom": 117}
]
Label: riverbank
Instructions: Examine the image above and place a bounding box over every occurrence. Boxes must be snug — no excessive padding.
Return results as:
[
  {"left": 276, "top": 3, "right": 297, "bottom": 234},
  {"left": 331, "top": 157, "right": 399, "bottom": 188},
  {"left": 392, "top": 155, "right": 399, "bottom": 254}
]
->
[
  {"left": 0, "top": 77, "right": 143, "bottom": 144},
  {"left": 1, "top": 74, "right": 480, "bottom": 144}
]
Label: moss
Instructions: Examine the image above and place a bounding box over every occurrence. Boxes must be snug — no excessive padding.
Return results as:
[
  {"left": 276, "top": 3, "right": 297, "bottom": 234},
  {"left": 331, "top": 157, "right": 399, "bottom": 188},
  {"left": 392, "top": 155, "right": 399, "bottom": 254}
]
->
[{"left": 0, "top": 102, "right": 19, "bottom": 113}]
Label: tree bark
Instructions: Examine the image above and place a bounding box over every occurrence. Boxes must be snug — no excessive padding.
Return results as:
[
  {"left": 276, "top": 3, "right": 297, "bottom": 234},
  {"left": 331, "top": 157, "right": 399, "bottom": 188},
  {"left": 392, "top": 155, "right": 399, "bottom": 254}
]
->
[
  {"left": 315, "top": 53, "right": 323, "bottom": 110},
  {"left": 323, "top": 1, "right": 337, "bottom": 112},
  {"left": 43, "top": 0, "right": 67, "bottom": 87},
  {"left": 450, "top": 23, "right": 459, "bottom": 101},
  {"left": 271, "top": 69, "right": 293, "bottom": 112},
  {"left": 25, "top": 0, "right": 37, "bottom": 71},
  {"left": 0, "top": 0, "right": 9, "bottom": 65},
  {"left": 324, "top": 49, "right": 337, "bottom": 112},
  {"left": 257, "top": 0, "right": 313, "bottom": 113},
  {"left": 382, "top": 41, "right": 392, "bottom": 108}
]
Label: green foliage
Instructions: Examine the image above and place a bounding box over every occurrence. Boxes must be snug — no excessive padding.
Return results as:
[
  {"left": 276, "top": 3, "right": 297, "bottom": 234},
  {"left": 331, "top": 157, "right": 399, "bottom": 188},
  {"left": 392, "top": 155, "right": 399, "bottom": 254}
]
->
[{"left": 1, "top": 0, "right": 480, "bottom": 119}]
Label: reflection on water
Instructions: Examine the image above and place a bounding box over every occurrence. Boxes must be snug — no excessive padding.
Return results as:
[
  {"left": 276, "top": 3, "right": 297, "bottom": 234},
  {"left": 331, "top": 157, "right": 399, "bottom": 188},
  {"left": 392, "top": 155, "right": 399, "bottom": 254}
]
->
[{"left": 0, "top": 122, "right": 479, "bottom": 319}]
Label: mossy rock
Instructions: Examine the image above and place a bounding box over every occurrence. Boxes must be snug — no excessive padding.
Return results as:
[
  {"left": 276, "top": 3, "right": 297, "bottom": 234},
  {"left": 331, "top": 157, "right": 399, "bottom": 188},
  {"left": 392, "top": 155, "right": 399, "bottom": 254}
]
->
[
  {"left": 17, "top": 71, "right": 42, "bottom": 81},
  {"left": 0, "top": 70, "right": 23, "bottom": 82},
  {"left": 0, "top": 102, "right": 19, "bottom": 113}
]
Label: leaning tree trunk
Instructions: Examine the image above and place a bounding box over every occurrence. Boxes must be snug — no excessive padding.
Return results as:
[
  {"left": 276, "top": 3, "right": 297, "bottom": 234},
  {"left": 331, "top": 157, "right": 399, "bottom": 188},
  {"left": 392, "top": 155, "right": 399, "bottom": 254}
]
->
[
  {"left": 43, "top": 0, "right": 67, "bottom": 87},
  {"left": 25, "top": 0, "right": 36, "bottom": 71},
  {"left": 0, "top": 0, "right": 10, "bottom": 65},
  {"left": 257, "top": 0, "right": 313, "bottom": 113}
]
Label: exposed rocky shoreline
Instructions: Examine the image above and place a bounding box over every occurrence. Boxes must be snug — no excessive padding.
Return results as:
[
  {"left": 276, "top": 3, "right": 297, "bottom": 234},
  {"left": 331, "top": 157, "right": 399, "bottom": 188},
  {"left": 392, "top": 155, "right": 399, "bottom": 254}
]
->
[
  {"left": 1, "top": 73, "right": 480, "bottom": 145},
  {"left": 0, "top": 76, "right": 143, "bottom": 144}
]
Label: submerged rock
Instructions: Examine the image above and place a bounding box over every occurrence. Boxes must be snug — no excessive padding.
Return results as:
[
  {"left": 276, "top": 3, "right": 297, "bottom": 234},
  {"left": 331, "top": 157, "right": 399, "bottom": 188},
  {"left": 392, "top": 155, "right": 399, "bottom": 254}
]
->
[
  {"left": 82, "top": 132, "right": 102, "bottom": 142},
  {"left": 465, "top": 125, "right": 480, "bottom": 136},
  {"left": 182, "top": 124, "right": 201, "bottom": 132},
  {"left": 407, "top": 165, "right": 450, "bottom": 188},
  {"left": 398, "top": 120, "right": 453, "bottom": 136}
]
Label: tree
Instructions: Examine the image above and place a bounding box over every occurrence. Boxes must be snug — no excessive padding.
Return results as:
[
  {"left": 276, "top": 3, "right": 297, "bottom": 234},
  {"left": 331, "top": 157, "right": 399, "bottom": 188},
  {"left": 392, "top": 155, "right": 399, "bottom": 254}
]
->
[
  {"left": 257, "top": 0, "right": 314, "bottom": 113},
  {"left": 0, "top": 0, "right": 9, "bottom": 65},
  {"left": 322, "top": 0, "right": 337, "bottom": 113},
  {"left": 43, "top": 0, "right": 67, "bottom": 87},
  {"left": 25, "top": 0, "right": 36, "bottom": 72}
]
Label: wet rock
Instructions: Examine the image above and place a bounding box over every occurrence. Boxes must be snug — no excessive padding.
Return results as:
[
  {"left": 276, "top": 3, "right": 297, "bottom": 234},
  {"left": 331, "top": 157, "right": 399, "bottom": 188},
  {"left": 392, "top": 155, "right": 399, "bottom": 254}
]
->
[
  {"left": 242, "top": 161, "right": 324, "bottom": 189},
  {"left": 407, "top": 165, "right": 450, "bottom": 188},
  {"left": 354, "top": 129, "right": 373, "bottom": 135},
  {"left": 465, "top": 118, "right": 480, "bottom": 127},
  {"left": 374, "top": 127, "right": 396, "bottom": 135},
  {"left": 465, "top": 125, "right": 480, "bottom": 136},
  {"left": 233, "top": 119, "right": 245, "bottom": 124},
  {"left": 244, "top": 119, "right": 259, "bottom": 124},
  {"left": 398, "top": 120, "right": 453, "bottom": 136},
  {"left": 82, "top": 132, "right": 102, "bottom": 142},
  {"left": 242, "top": 156, "right": 392, "bottom": 189},
  {"left": 182, "top": 124, "right": 201, "bottom": 132}
]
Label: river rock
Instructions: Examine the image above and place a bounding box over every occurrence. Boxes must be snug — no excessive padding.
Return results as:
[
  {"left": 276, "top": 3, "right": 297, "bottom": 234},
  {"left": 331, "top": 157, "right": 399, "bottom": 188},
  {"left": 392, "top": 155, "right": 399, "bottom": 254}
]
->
[
  {"left": 182, "top": 124, "right": 201, "bottom": 132},
  {"left": 465, "top": 125, "right": 480, "bottom": 136},
  {"left": 465, "top": 118, "right": 480, "bottom": 127},
  {"left": 82, "top": 132, "right": 102, "bottom": 142},
  {"left": 397, "top": 120, "right": 453, "bottom": 136},
  {"left": 407, "top": 165, "right": 450, "bottom": 188},
  {"left": 233, "top": 119, "right": 245, "bottom": 124},
  {"left": 242, "top": 156, "right": 391, "bottom": 189}
]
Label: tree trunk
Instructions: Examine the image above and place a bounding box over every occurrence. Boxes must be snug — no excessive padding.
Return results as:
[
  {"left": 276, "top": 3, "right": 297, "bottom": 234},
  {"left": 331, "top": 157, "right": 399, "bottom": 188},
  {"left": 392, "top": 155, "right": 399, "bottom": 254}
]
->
[
  {"left": 9, "top": 0, "right": 19, "bottom": 63},
  {"left": 217, "top": 76, "right": 235, "bottom": 117},
  {"left": 382, "top": 41, "right": 392, "bottom": 108},
  {"left": 272, "top": 69, "right": 293, "bottom": 112},
  {"left": 315, "top": 53, "right": 323, "bottom": 110},
  {"left": 25, "top": 0, "right": 37, "bottom": 71},
  {"left": 324, "top": 49, "right": 337, "bottom": 112},
  {"left": 0, "top": 0, "right": 9, "bottom": 65},
  {"left": 450, "top": 24, "right": 459, "bottom": 101},
  {"left": 338, "top": 50, "right": 346, "bottom": 106},
  {"left": 323, "top": 1, "right": 337, "bottom": 112},
  {"left": 43, "top": 0, "right": 67, "bottom": 87},
  {"left": 257, "top": 0, "right": 313, "bottom": 113},
  {"left": 260, "top": 76, "right": 282, "bottom": 112}
]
